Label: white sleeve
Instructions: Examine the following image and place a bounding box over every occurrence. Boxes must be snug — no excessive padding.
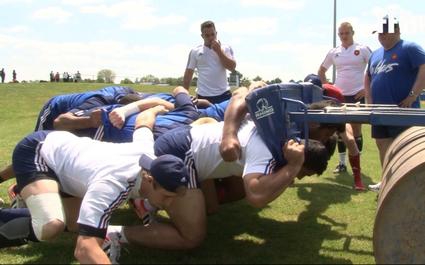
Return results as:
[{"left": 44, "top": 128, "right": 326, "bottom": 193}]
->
[
  {"left": 321, "top": 49, "right": 335, "bottom": 69},
  {"left": 224, "top": 45, "right": 235, "bottom": 60},
  {"left": 78, "top": 179, "right": 130, "bottom": 230},
  {"left": 186, "top": 49, "right": 197, "bottom": 70},
  {"left": 132, "top": 127, "right": 155, "bottom": 156},
  {"left": 243, "top": 133, "right": 275, "bottom": 177}
]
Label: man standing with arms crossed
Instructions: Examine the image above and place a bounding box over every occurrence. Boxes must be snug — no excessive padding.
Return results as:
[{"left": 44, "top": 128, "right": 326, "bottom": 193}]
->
[
  {"left": 183, "top": 20, "right": 236, "bottom": 104},
  {"left": 318, "top": 22, "right": 371, "bottom": 190},
  {"left": 365, "top": 15, "right": 425, "bottom": 191}
]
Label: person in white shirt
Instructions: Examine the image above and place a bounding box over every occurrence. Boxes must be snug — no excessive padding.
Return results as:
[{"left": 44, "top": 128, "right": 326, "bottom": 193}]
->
[
  {"left": 0, "top": 105, "right": 192, "bottom": 264},
  {"left": 101, "top": 117, "right": 329, "bottom": 258},
  {"left": 183, "top": 20, "right": 236, "bottom": 104},
  {"left": 318, "top": 22, "right": 371, "bottom": 190}
]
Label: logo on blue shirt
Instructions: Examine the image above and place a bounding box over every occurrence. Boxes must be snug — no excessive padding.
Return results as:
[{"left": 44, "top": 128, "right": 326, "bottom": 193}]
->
[{"left": 372, "top": 59, "right": 399, "bottom": 75}]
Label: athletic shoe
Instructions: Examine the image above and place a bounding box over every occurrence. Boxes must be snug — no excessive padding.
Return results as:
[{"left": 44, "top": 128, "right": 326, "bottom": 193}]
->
[
  {"left": 333, "top": 163, "right": 347, "bottom": 173},
  {"left": 368, "top": 182, "right": 381, "bottom": 192},
  {"left": 102, "top": 232, "right": 122, "bottom": 264},
  {"left": 128, "top": 198, "right": 156, "bottom": 226}
]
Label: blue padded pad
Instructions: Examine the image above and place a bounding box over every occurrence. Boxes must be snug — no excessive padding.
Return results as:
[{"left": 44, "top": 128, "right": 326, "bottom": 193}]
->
[{"left": 245, "top": 83, "right": 319, "bottom": 167}]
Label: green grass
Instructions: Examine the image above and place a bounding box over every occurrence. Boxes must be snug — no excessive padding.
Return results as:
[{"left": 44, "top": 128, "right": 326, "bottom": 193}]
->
[{"left": 0, "top": 82, "right": 382, "bottom": 264}]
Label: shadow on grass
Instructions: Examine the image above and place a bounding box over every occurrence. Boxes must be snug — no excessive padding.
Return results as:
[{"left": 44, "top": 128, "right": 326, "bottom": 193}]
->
[
  {"left": 0, "top": 181, "right": 373, "bottom": 264},
  {"left": 116, "top": 182, "right": 372, "bottom": 264}
]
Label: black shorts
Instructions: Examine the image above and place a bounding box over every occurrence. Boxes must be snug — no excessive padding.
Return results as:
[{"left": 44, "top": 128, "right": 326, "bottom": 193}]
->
[
  {"left": 197, "top": 90, "right": 232, "bottom": 104},
  {"left": 344, "top": 95, "right": 365, "bottom": 104},
  {"left": 371, "top": 125, "right": 409, "bottom": 139}
]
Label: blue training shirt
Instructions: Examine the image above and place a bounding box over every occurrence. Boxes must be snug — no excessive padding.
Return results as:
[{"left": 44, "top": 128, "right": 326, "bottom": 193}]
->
[
  {"left": 35, "top": 86, "right": 138, "bottom": 131},
  {"left": 367, "top": 40, "right": 425, "bottom": 108},
  {"left": 98, "top": 93, "right": 228, "bottom": 142}
]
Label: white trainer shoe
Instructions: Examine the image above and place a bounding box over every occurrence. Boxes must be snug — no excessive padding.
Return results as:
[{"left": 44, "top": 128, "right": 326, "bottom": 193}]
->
[{"left": 368, "top": 182, "right": 381, "bottom": 192}]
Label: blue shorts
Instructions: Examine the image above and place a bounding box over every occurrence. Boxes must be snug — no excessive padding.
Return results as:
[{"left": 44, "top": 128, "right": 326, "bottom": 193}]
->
[
  {"left": 197, "top": 90, "right": 232, "bottom": 104},
  {"left": 344, "top": 95, "right": 365, "bottom": 104},
  {"left": 153, "top": 93, "right": 200, "bottom": 139},
  {"left": 34, "top": 98, "right": 56, "bottom": 131},
  {"left": 371, "top": 125, "right": 409, "bottom": 139},
  {"left": 13, "top": 131, "right": 58, "bottom": 193},
  {"left": 154, "top": 125, "right": 199, "bottom": 188}
]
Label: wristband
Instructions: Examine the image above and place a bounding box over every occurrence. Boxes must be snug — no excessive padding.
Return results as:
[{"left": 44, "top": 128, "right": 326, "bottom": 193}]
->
[{"left": 123, "top": 104, "right": 141, "bottom": 118}]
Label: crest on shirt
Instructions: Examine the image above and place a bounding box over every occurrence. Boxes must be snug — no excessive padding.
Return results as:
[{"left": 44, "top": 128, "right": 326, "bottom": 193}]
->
[
  {"left": 354, "top": 50, "right": 360, "bottom": 56},
  {"left": 391, "top": 53, "right": 398, "bottom": 60},
  {"left": 255, "top": 98, "right": 274, "bottom": 119}
]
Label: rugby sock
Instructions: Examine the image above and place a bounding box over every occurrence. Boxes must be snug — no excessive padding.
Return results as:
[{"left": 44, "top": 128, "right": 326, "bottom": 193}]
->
[
  {"left": 337, "top": 137, "right": 346, "bottom": 165},
  {"left": 107, "top": 225, "right": 128, "bottom": 243},
  {"left": 355, "top": 135, "right": 363, "bottom": 153},
  {"left": 338, "top": 152, "right": 346, "bottom": 166},
  {"left": 349, "top": 154, "right": 364, "bottom": 189}
]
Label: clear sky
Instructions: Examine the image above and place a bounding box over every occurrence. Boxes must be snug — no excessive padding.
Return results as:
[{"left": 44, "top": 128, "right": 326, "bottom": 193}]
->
[{"left": 1, "top": 0, "right": 425, "bottom": 83}]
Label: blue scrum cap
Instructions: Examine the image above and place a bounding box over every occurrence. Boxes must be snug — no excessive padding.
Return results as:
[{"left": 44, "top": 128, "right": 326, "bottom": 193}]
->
[{"left": 139, "top": 154, "right": 189, "bottom": 192}]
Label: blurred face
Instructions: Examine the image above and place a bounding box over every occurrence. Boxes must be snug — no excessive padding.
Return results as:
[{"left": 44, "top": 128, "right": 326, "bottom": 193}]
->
[
  {"left": 378, "top": 32, "right": 400, "bottom": 50},
  {"left": 338, "top": 25, "right": 354, "bottom": 46},
  {"left": 201, "top": 26, "right": 217, "bottom": 47},
  {"left": 140, "top": 170, "right": 172, "bottom": 209}
]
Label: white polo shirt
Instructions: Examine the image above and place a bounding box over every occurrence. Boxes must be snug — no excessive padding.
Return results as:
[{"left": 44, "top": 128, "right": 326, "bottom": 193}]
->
[
  {"left": 189, "top": 121, "right": 275, "bottom": 182},
  {"left": 321, "top": 43, "right": 371, "bottom": 96},
  {"left": 186, "top": 44, "right": 235, "bottom": 97},
  {"left": 40, "top": 127, "right": 154, "bottom": 230}
]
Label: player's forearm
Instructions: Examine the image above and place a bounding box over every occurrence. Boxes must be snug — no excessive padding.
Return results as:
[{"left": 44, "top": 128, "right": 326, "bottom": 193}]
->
[
  {"left": 137, "top": 98, "right": 174, "bottom": 112},
  {"left": 183, "top": 69, "right": 194, "bottom": 90},
  {"left": 364, "top": 74, "right": 372, "bottom": 104},
  {"left": 318, "top": 66, "right": 328, "bottom": 84},
  {"left": 222, "top": 88, "right": 248, "bottom": 136},
  {"left": 134, "top": 107, "right": 165, "bottom": 130},
  {"left": 244, "top": 163, "right": 301, "bottom": 208},
  {"left": 217, "top": 50, "right": 236, "bottom": 71},
  {"left": 53, "top": 113, "right": 96, "bottom": 130},
  {"left": 410, "top": 64, "right": 425, "bottom": 97}
]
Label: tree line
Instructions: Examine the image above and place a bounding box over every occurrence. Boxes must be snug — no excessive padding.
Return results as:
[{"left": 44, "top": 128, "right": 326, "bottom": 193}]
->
[{"left": 95, "top": 69, "right": 285, "bottom": 86}]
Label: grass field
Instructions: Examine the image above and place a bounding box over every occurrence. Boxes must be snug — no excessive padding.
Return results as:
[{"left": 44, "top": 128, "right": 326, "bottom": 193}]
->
[{"left": 0, "top": 82, "right": 383, "bottom": 264}]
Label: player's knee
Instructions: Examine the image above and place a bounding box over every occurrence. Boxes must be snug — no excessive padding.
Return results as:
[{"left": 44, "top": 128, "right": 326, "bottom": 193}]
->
[
  {"left": 172, "top": 86, "right": 188, "bottom": 96},
  {"left": 39, "top": 219, "right": 66, "bottom": 241},
  {"left": 181, "top": 228, "right": 206, "bottom": 249},
  {"left": 25, "top": 193, "right": 66, "bottom": 241}
]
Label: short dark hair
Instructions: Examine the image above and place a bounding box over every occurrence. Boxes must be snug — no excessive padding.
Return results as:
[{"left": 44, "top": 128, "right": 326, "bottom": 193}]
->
[
  {"left": 201, "top": 20, "right": 215, "bottom": 32},
  {"left": 302, "top": 139, "right": 329, "bottom": 176},
  {"left": 118, "top": 94, "right": 143, "bottom": 105}
]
